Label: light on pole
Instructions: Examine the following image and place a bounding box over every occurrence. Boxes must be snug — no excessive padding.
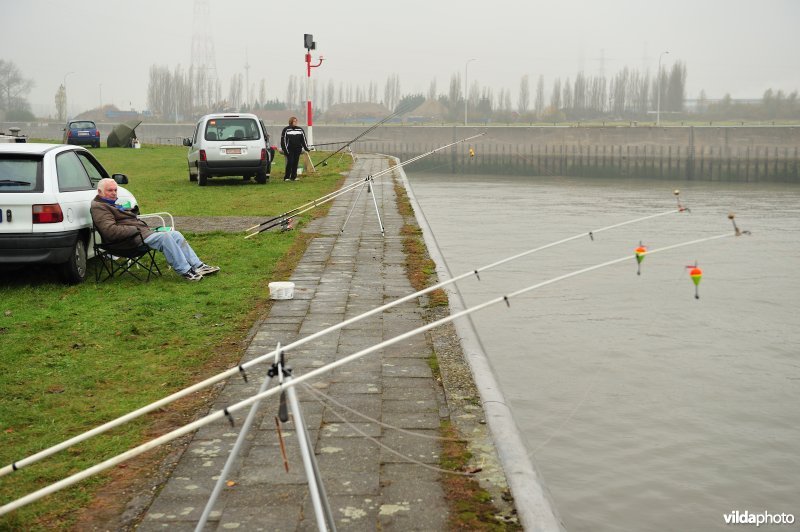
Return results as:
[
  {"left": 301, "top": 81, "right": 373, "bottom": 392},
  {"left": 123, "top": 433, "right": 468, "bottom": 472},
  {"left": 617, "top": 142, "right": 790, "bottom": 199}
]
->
[
  {"left": 63, "top": 71, "right": 74, "bottom": 120},
  {"left": 304, "top": 34, "right": 324, "bottom": 146},
  {"left": 656, "top": 51, "right": 669, "bottom": 126},
  {"left": 464, "top": 58, "right": 476, "bottom": 126}
]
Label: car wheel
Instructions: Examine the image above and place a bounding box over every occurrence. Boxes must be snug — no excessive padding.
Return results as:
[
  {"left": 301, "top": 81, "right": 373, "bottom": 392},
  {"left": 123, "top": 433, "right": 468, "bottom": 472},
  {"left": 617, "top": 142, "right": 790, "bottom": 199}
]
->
[
  {"left": 189, "top": 167, "right": 197, "bottom": 182},
  {"left": 60, "top": 238, "right": 87, "bottom": 284},
  {"left": 198, "top": 168, "right": 208, "bottom": 186},
  {"left": 94, "top": 141, "right": 100, "bottom": 148},
  {"left": 255, "top": 169, "right": 268, "bottom": 184}
]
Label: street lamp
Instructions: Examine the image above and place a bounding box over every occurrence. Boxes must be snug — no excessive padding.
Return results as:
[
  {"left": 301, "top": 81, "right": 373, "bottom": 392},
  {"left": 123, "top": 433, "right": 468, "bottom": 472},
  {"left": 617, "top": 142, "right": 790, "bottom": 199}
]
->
[
  {"left": 656, "top": 51, "right": 669, "bottom": 126},
  {"left": 464, "top": 58, "right": 476, "bottom": 126}
]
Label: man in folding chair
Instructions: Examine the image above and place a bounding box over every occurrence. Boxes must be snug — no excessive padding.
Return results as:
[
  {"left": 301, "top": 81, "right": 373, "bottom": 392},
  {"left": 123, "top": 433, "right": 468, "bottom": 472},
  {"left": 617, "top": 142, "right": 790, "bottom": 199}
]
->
[{"left": 91, "top": 178, "right": 220, "bottom": 282}]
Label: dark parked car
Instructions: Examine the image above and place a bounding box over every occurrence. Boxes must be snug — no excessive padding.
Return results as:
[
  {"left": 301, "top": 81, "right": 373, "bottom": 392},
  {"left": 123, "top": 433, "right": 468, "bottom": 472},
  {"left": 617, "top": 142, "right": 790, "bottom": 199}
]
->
[{"left": 63, "top": 120, "right": 101, "bottom": 148}]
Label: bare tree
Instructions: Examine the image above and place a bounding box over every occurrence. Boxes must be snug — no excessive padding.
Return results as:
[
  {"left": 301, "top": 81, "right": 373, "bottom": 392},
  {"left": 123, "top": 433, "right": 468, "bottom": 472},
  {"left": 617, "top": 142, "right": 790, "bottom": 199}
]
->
[
  {"left": 428, "top": 78, "right": 437, "bottom": 101},
  {"left": 562, "top": 78, "right": 573, "bottom": 111},
  {"left": 286, "top": 76, "right": 298, "bottom": 111},
  {"left": 54, "top": 84, "right": 66, "bottom": 121},
  {"left": 535, "top": 75, "right": 545, "bottom": 118},
  {"left": 550, "top": 78, "right": 562, "bottom": 110},
  {"left": 666, "top": 61, "right": 687, "bottom": 112},
  {"left": 518, "top": 74, "right": 530, "bottom": 114},
  {"left": 0, "top": 59, "right": 34, "bottom": 113},
  {"left": 258, "top": 79, "right": 267, "bottom": 109},
  {"left": 327, "top": 79, "right": 335, "bottom": 109},
  {"left": 384, "top": 74, "right": 400, "bottom": 109},
  {"left": 228, "top": 73, "right": 243, "bottom": 109}
]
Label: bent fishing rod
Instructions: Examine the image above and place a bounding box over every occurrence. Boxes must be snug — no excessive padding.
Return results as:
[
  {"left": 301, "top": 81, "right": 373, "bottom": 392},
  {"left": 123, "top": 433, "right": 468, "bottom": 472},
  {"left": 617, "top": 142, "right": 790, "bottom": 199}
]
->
[
  {"left": 1, "top": 199, "right": 685, "bottom": 479},
  {"left": 0, "top": 227, "right": 746, "bottom": 516},
  {"left": 245, "top": 132, "right": 487, "bottom": 237},
  {"left": 313, "top": 100, "right": 422, "bottom": 167}
]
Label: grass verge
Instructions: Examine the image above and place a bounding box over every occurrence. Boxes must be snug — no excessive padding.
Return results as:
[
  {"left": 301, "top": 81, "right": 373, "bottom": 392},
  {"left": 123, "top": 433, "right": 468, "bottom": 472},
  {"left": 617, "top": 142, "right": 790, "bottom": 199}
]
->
[{"left": 0, "top": 144, "right": 349, "bottom": 530}]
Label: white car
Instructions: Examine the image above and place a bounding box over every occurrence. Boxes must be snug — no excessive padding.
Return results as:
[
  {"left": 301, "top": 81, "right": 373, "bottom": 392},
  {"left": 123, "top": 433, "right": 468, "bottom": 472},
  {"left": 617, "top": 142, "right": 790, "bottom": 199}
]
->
[
  {"left": 183, "top": 113, "right": 274, "bottom": 186},
  {"left": 0, "top": 143, "right": 137, "bottom": 284}
]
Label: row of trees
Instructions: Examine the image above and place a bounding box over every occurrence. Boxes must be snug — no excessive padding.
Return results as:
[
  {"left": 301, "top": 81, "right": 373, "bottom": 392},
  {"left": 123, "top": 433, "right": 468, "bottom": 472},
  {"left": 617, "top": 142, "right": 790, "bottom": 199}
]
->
[{"left": 0, "top": 58, "right": 797, "bottom": 123}]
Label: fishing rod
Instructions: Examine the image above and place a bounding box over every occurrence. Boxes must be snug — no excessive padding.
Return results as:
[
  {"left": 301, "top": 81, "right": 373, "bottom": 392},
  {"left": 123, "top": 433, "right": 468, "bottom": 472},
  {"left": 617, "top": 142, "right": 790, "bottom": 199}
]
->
[
  {"left": 0, "top": 200, "right": 685, "bottom": 479},
  {"left": 0, "top": 228, "right": 745, "bottom": 516},
  {"left": 313, "top": 100, "right": 421, "bottom": 167},
  {"left": 307, "top": 140, "right": 351, "bottom": 147},
  {"left": 244, "top": 133, "right": 487, "bottom": 237}
]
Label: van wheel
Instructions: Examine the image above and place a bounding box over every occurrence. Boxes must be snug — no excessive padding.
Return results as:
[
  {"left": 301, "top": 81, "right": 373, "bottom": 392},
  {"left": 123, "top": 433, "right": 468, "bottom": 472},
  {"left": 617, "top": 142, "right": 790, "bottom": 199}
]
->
[
  {"left": 198, "top": 169, "right": 208, "bottom": 186},
  {"left": 60, "top": 239, "right": 87, "bottom": 284},
  {"left": 255, "top": 170, "right": 268, "bottom": 184},
  {"left": 189, "top": 168, "right": 197, "bottom": 182}
]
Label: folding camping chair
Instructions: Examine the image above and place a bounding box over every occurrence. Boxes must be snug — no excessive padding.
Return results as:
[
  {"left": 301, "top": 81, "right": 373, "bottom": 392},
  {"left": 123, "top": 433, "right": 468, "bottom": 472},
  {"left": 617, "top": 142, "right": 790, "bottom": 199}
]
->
[{"left": 93, "top": 213, "right": 174, "bottom": 283}]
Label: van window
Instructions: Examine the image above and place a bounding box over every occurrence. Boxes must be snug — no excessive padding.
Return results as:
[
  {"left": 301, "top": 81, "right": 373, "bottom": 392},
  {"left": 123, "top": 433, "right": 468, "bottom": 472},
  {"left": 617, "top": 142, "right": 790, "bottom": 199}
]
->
[{"left": 205, "top": 118, "right": 261, "bottom": 141}]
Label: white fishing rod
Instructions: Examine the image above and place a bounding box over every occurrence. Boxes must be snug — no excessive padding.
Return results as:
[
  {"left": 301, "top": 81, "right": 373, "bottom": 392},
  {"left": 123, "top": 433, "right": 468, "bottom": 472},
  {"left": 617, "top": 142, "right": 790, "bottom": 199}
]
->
[
  {"left": 0, "top": 200, "right": 687, "bottom": 479},
  {"left": 0, "top": 228, "right": 745, "bottom": 516},
  {"left": 245, "top": 133, "right": 486, "bottom": 237}
]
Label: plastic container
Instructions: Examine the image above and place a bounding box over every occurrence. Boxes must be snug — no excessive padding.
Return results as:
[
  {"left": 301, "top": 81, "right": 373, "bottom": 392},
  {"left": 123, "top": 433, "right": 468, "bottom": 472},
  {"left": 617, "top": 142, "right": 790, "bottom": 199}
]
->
[{"left": 268, "top": 281, "right": 295, "bottom": 300}]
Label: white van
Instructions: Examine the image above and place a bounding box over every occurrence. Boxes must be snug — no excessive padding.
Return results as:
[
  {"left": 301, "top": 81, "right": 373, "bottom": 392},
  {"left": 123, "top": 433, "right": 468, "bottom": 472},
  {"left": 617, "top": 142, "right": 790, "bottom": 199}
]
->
[{"left": 183, "top": 113, "right": 274, "bottom": 186}]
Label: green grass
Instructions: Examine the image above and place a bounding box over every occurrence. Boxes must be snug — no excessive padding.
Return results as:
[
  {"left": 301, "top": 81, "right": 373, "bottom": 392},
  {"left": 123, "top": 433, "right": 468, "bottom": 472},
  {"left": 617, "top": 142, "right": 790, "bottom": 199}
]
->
[{"left": 0, "top": 144, "right": 350, "bottom": 530}]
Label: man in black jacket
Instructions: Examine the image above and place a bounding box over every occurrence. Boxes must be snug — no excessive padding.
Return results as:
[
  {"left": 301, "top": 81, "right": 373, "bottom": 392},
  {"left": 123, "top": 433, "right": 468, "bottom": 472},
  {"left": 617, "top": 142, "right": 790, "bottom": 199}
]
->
[{"left": 280, "top": 116, "right": 309, "bottom": 181}]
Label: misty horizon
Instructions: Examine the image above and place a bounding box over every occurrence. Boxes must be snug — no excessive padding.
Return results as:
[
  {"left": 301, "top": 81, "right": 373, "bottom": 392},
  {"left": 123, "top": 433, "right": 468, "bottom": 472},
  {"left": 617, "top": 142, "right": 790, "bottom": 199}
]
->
[{"left": 3, "top": 0, "right": 799, "bottom": 117}]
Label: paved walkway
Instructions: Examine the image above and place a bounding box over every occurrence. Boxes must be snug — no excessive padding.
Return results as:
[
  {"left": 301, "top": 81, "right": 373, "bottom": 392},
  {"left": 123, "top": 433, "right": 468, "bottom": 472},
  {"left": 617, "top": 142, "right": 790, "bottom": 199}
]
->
[{"left": 138, "top": 155, "right": 454, "bottom": 531}]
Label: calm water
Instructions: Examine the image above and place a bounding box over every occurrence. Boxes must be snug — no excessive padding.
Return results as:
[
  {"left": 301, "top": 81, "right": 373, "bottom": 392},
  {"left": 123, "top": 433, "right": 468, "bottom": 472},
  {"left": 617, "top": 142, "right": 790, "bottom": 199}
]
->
[{"left": 406, "top": 172, "right": 800, "bottom": 531}]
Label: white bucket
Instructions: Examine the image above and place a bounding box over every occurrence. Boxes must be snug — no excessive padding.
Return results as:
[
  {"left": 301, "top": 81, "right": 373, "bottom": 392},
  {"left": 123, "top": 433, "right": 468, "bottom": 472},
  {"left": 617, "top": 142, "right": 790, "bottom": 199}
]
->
[{"left": 269, "top": 281, "right": 295, "bottom": 300}]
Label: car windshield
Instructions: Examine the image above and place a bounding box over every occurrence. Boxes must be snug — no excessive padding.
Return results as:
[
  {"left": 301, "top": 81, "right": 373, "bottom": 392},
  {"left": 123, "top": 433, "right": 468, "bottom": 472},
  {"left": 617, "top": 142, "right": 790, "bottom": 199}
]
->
[
  {"left": 205, "top": 118, "right": 260, "bottom": 141},
  {"left": 70, "top": 121, "right": 96, "bottom": 130},
  {"left": 0, "top": 155, "right": 42, "bottom": 192}
]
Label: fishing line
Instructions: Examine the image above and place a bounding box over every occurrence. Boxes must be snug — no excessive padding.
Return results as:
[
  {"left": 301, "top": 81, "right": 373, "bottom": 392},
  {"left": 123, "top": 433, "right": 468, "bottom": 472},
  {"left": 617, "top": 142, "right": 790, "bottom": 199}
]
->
[
  {"left": 245, "top": 134, "right": 486, "bottom": 236},
  {"left": 313, "top": 100, "right": 421, "bottom": 167},
  {"left": 0, "top": 230, "right": 743, "bottom": 515},
  {"left": 304, "top": 386, "right": 475, "bottom": 477},
  {"left": 301, "top": 383, "right": 464, "bottom": 442},
  {"left": 529, "top": 380, "right": 597, "bottom": 456},
  {"left": 0, "top": 202, "right": 687, "bottom": 480}
]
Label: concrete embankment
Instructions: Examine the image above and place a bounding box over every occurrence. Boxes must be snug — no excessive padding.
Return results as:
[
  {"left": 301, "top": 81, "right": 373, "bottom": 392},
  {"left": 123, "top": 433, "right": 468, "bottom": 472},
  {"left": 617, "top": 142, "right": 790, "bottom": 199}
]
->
[{"left": 5, "top": 120, "right": 798, "bottom": 181}]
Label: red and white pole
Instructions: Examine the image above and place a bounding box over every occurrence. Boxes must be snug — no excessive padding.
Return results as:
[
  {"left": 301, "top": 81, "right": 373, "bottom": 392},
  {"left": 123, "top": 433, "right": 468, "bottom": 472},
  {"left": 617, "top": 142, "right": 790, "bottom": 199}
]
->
[
  {"left": 304, "top": 48, "right": 324, "bottom": 147},
  {"left": 305, "top": 52, "right": 314, "bottom": 146}
]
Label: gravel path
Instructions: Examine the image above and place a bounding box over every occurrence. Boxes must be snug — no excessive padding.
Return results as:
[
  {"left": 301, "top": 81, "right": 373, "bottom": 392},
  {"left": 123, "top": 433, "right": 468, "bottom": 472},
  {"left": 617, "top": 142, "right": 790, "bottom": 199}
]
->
[{"left": 171, "top": 216, "right": 269, "bottom": 234}]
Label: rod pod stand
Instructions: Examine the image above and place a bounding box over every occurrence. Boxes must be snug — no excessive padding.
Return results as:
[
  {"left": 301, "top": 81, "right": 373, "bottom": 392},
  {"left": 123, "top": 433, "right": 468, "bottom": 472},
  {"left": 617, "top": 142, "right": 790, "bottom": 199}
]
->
[
  {"left": 341, "top": 174, "right": 385, "bottom": 237},
  {"left": 195, "top": 354, "right": 336, "bottom": 532},
  {"left": 283, "top": 370, "right": 337, "bottom": 532}
]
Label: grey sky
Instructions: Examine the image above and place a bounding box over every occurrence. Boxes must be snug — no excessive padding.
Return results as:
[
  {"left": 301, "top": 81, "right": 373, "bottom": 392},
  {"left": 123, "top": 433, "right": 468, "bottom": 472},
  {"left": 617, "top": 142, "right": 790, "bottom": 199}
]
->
[{"left": 3, "top": 0, "right": 799, "bottom": 116}]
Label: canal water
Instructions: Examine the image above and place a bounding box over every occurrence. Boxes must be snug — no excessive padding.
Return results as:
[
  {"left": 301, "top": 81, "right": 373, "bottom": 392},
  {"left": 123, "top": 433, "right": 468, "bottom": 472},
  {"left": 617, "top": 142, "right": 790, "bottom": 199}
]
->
[{"left": 404, "top": 171, "right": 800, "bottom": 531}]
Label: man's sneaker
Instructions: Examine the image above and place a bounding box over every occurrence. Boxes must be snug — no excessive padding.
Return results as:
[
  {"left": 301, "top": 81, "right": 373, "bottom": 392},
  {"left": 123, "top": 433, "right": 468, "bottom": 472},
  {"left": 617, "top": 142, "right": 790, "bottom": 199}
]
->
[
  {"left": 195, "top": 263, "right": 220, "bottom": 276},
  {"left": 181, "top": 269, "right": 203, "bottom": 282}
]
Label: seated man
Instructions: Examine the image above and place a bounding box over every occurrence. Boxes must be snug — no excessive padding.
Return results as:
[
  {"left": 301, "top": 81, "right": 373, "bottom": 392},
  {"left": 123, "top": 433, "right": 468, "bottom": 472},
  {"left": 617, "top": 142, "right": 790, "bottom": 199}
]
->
[{"left": 91, "top": 178, "right": 220, "bottom": 282}]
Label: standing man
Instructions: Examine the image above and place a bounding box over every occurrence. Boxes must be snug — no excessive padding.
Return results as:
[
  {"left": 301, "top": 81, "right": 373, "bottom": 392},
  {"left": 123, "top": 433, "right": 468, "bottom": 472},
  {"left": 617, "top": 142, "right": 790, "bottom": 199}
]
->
[{"left": 280, "top": 116, "right": 310, "bottom": 181}]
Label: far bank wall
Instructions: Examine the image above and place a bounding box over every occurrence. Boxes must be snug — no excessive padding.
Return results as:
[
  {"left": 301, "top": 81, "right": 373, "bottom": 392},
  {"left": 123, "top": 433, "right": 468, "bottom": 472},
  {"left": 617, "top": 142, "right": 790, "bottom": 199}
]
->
[{"left": 5, "top": 122, "right": 799, "bottom": 182}]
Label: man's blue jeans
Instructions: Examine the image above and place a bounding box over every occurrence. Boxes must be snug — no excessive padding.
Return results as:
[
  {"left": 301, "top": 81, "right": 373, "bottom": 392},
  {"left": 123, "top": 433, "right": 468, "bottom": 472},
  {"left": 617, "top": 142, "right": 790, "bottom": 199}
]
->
[{"left": 144, "top": 231, "right": 202, "bottom": 274}]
